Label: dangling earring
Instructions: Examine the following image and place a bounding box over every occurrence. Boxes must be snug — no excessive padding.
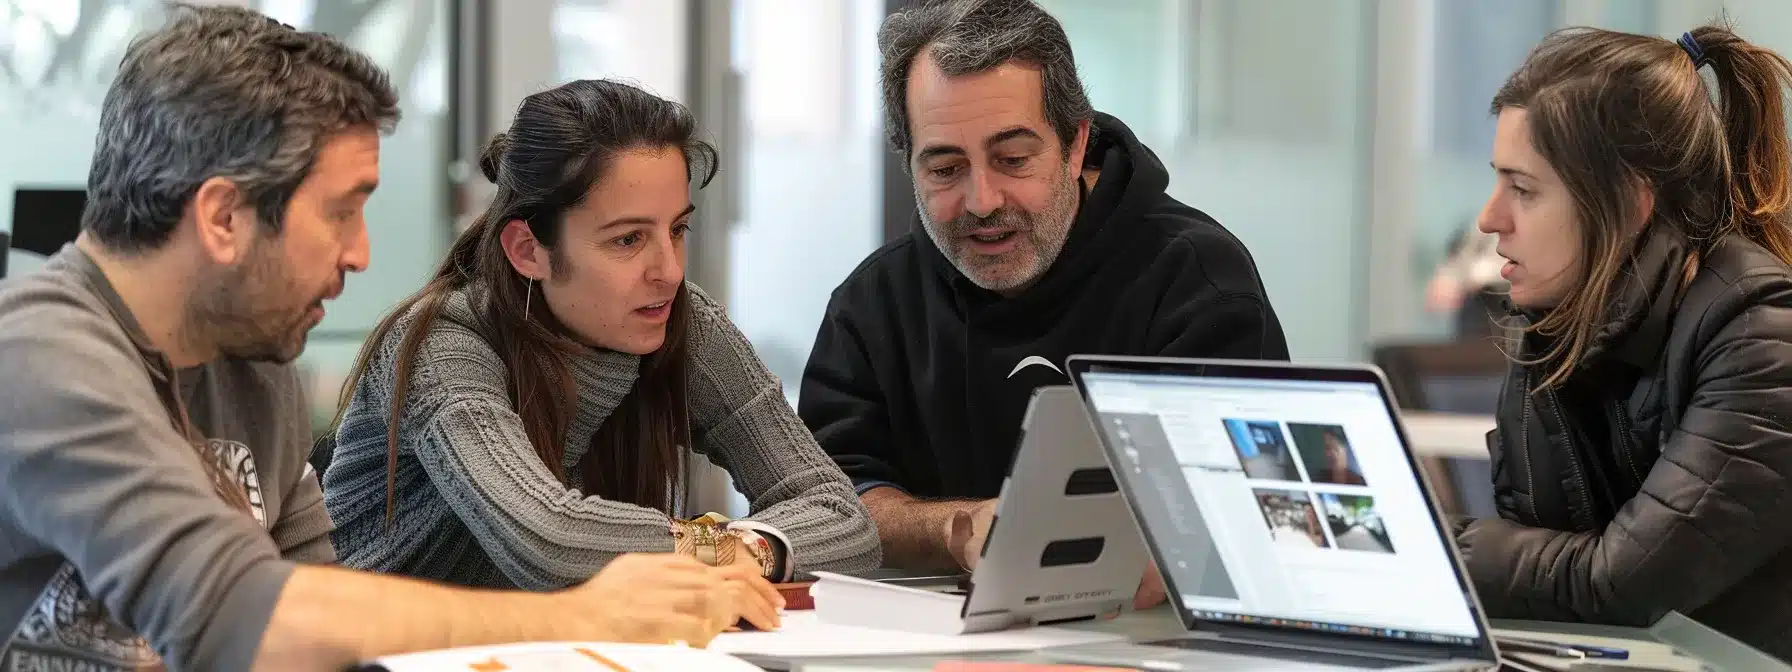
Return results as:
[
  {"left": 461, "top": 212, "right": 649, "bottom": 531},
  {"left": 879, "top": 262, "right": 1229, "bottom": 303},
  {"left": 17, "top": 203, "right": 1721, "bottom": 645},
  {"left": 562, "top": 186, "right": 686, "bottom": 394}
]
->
[{"left": 524, "top": 278, "right": 534, "bottom": 320}]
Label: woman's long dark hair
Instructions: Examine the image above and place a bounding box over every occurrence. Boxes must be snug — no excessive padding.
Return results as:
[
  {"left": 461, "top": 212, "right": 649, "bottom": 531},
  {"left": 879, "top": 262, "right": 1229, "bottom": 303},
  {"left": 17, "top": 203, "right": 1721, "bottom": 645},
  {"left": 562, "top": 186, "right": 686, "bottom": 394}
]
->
[
  {"left": 1491, "top": 23, "right": 1792, "bottom": 389},
  {"left": 336, "top": 79, "right": 719, "bottom": 522}
]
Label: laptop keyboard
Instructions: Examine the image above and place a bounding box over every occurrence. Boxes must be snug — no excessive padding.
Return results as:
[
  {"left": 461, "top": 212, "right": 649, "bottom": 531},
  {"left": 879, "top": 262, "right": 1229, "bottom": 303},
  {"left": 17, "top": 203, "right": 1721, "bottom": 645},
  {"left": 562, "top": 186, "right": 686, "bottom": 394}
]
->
[{"left": 1142, "top": 637, "right": 1415, "bottom": 668}]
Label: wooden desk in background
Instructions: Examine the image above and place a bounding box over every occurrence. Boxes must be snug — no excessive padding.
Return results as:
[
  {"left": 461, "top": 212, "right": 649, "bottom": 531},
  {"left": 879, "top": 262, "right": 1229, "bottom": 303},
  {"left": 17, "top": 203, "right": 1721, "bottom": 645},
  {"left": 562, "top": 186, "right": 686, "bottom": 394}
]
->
[
  {"left": 1402, "top": 410, "right": 1495, "bottom": 459},
  {"left": 1400, "top": 411, "right": 1495, "bottom": 516}
]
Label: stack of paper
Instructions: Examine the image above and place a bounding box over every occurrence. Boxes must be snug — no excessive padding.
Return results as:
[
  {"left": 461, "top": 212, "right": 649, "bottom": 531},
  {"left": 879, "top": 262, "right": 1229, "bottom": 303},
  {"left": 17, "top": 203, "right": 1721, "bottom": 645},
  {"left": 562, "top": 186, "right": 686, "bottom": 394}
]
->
[{"left": 357, "top": 642, "right": 762, "bottom": 671}]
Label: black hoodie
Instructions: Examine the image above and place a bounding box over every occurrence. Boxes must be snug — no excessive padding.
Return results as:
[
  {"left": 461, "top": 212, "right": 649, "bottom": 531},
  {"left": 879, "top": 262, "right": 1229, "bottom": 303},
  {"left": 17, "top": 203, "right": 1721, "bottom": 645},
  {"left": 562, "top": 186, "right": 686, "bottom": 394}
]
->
[{"left": 797, "top": 113, "right": 1289, "bottom": 499}]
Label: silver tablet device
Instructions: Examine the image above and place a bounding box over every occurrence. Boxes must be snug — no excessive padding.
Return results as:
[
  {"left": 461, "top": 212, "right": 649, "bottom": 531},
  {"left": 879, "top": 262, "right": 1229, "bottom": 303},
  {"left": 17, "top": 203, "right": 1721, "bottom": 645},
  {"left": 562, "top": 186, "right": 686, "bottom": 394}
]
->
[{"left": 954, "top": 384, "right": 1150, "bottom": 631}]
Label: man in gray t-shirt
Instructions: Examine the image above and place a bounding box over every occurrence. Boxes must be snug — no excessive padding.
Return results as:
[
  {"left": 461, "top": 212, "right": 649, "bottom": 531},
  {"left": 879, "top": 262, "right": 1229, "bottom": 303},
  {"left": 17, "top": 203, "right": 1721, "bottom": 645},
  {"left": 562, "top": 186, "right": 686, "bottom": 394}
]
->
[
  {"left": 0, "top": 244, "right": 336, "bottom": 670},
  {"left": 0, "top": 6, "right": 769, "bottom": 671}
]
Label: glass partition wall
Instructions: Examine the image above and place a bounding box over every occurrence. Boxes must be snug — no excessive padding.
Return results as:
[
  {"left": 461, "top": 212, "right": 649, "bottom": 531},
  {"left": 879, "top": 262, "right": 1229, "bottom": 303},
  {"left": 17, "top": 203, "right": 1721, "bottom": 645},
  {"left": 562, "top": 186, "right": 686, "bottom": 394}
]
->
[{"left": 0, "top": 0, "right": 457, "bottom": 435}]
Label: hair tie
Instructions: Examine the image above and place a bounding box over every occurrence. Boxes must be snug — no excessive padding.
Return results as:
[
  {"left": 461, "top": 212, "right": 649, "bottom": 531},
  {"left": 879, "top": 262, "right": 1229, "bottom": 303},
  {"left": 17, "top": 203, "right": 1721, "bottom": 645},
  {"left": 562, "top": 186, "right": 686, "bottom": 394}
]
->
[{"left": 1678, "top": 32, "right": 1710, "bottom": 70}]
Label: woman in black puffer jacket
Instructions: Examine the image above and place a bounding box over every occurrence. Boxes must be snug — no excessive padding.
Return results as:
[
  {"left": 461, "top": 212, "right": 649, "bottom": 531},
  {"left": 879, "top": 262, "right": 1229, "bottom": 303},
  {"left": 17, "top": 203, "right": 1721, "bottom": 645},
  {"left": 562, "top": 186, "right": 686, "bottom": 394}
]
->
[{"left": 1455, "top": 23, "right": 1792, "bottom": 658}]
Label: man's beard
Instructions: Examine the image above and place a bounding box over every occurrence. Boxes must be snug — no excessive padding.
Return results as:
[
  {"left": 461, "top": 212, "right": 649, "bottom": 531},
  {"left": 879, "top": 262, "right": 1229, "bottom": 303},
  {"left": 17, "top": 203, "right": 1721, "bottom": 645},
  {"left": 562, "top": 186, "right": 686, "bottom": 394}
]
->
[
  {"left": 188, "top": 239, "right": 330, "bottom": 364},
  {"left": 919, "top": 162, "right": 1080, "bottom": 294}
]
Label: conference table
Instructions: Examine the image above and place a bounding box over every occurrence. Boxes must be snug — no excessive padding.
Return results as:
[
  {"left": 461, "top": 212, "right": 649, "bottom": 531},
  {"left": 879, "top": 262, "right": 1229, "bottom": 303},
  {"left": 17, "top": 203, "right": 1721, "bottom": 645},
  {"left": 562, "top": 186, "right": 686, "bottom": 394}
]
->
[
  {"left": 740, "top": 414, "right": 1783, "bottom": 671},
  {"left": 746, "top": 597, "right": 1783, "bottom": 671}
]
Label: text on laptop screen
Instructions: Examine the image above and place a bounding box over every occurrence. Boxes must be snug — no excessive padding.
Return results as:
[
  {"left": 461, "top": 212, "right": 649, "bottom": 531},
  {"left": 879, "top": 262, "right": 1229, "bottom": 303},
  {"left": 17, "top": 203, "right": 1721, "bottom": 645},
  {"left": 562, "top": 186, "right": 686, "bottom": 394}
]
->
[{"left": 1080, "top": 372, "right": 1481, "bottom": 644}]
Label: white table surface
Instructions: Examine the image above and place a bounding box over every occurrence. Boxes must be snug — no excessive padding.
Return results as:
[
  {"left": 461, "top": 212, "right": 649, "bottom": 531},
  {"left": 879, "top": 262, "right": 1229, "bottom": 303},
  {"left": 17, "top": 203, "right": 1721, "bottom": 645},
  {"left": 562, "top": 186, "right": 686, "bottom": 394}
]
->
[{"left": 783, "top": 607, "right": 1760, "bottom": 671}]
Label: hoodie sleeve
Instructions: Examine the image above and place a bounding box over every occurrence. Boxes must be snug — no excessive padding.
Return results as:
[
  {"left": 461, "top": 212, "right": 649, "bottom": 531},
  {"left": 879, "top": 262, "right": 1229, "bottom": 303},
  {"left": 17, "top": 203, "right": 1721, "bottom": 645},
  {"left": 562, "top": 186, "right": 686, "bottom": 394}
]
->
[
  {"left": 797, "top": 290, "right": 907, "bottom": 493},
  {"left": 1147, "top": 234, "right": 1290, "bottom": 361}
]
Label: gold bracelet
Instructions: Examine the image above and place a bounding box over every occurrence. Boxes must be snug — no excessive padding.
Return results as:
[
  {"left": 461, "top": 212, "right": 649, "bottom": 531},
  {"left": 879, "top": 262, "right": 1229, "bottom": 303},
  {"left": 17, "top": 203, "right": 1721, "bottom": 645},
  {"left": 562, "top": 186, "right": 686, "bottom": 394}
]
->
[
  {"left": 671, "top": 513, "right": 736, "bottom": 566},
  {"left": 734, "top": 528, "right": 778, "bottom": 579}
]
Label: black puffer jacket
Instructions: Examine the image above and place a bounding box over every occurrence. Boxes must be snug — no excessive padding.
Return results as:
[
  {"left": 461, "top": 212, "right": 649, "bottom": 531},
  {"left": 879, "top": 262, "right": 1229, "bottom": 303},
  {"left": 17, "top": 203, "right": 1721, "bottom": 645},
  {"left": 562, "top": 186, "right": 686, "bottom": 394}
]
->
[{"left": 1457, "top": 226, "right": 1792, "bottom": 659}]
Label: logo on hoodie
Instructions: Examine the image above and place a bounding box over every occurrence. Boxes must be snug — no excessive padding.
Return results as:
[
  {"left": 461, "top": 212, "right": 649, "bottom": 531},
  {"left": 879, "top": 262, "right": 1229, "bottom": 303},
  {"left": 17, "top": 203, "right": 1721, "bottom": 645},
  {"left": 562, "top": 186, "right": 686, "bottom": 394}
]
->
[{"left": 1007, "top": 355, "right": 1065, "bottom": 378}]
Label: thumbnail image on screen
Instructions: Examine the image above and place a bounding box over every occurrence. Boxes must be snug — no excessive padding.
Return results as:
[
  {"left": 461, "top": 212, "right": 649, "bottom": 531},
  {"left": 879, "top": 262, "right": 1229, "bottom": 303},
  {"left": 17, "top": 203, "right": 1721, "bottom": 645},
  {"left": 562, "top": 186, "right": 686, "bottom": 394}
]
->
[
  {"left": 1223, "top": 419, "right": 1302, "bottom": 482},
  {"left": 1251, "top": 488, "right": 1330, "bottom": 549},
  {"left": 1320, "top": 493, "right": 1395, "bottom": 554},
  {"left": 1288, "top": 422, "right": 1369, "bottom": 487}
]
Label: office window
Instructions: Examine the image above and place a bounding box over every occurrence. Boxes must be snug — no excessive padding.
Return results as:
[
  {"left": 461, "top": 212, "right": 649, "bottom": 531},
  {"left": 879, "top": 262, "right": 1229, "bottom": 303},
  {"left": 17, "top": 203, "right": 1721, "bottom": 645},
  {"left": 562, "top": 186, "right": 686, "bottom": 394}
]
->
[
  {"left": 1038, "top": 0, "right": 1374, "bottom": 361},
  {"left": 727, "top": 0, "right": 883, "bottom": 395},
  {"left": 1, "top": 0, "right": 454, "bottom": 431}
]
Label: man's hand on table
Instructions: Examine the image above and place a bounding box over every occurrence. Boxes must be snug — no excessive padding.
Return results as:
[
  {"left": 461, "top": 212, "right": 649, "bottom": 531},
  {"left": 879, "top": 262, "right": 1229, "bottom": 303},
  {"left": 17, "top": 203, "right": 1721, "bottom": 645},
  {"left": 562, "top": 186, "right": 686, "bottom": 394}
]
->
[
  {"left": 566, "top": 553, "right": 739, "bottom": 647},
  {"left": 941, "top": 497, "right": 1167, "bottom": 610},
  {"left": 1134, "top": 559, "right": 1167, "bottom": 609},
  {"left": 713, "top": 561, "right": 784, "bottom": 631},
  {"left": 945, "top": 498, "right": 998, "bottom": 570}
]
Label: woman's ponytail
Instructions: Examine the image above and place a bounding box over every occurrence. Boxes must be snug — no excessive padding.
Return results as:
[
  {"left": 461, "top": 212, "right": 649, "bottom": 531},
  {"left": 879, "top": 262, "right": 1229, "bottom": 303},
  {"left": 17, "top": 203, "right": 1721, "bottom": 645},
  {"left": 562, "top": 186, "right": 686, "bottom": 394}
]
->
[{"left": 1692, "top": 25, "right": 1792, "bottom": 263}]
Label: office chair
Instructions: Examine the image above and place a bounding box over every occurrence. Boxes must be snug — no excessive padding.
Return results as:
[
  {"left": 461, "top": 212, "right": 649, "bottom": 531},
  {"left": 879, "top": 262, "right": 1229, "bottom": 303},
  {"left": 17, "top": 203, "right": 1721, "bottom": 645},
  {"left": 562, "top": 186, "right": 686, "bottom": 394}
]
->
[
  {"left": 310, "top": 427, "right": 336, "bottom": 480},
  {"left": 1372, "top": 340, "right": 1508, "bottom": 414},
  {"left": 1372, "top": 339, "right": 1508, "bottom": 517}
]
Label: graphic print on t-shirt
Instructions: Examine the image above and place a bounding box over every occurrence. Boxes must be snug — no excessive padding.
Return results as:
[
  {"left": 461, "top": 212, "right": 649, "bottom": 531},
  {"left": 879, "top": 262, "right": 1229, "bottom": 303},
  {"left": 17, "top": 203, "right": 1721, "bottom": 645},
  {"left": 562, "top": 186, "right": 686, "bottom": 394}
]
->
[{"left": 1, "top": 439, "right": 264, "bottom": 671}]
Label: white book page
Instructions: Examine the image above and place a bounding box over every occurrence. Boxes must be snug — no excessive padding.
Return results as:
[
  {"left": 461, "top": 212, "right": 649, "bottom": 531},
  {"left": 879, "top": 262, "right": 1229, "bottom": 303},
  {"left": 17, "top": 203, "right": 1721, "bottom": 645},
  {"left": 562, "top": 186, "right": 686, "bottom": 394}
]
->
[
  {"left": 710, "top": 611, "right": 1124, "bottom": 658},
  {"left": 364, "top": 642, "right": 762, "bottom": 671}
]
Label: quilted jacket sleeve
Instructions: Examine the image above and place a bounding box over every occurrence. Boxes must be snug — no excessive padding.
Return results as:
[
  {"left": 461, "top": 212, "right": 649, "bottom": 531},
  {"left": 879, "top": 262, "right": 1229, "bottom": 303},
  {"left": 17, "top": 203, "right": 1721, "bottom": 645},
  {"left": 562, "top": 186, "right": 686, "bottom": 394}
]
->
[{"left": 1458, "top": 274, "right": 1792, "bottom": 625}]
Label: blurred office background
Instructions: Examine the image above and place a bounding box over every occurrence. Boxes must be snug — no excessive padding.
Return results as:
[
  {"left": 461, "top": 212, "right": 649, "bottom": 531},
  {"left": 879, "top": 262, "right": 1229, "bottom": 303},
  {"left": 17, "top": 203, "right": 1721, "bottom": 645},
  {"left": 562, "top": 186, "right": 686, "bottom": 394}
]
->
[{"left": 2, "top": 0, "right": 1779, "bottom": 513}]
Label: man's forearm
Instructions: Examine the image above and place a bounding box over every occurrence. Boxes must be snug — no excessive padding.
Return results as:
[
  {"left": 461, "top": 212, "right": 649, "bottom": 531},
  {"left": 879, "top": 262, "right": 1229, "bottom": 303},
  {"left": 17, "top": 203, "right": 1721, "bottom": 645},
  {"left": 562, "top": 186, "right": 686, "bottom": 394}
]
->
[
  {"left": 254, "top": 565, "right": 570, "bottom": 670},
  {"left": 860, "top": 487, "right": 976, "bottom": 570}
]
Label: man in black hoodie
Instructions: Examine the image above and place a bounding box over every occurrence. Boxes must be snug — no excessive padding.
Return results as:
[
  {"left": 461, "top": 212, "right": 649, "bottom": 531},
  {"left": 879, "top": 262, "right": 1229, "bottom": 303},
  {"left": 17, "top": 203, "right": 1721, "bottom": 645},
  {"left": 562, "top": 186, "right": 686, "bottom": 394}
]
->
[{"left": 798, "top": 0, "right": 1288, "bottom": 576}]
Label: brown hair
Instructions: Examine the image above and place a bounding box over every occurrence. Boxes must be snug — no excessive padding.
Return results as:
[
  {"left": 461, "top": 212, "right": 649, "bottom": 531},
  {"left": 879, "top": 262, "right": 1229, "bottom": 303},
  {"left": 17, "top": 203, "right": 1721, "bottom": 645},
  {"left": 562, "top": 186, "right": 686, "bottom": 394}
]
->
[
  {"left": 1492, "top": 23, "right": 1792, "bottom": 388},
  {"left": 335, "top": 80, "right": 718, "bottom": 522},
  {"left": 106, "top": 5, "right": 395, "bottom": 516},
  {"left": 88, "top": 3, "right": 399, "bottom": 252}
]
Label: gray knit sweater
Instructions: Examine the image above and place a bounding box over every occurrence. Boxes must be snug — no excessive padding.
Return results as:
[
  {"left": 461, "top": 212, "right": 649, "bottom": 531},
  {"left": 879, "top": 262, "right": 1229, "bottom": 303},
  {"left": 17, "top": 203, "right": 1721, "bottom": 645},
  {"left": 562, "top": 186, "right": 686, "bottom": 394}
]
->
[{"left": 322, "top": 283, "right": 880, "bottom": 590}]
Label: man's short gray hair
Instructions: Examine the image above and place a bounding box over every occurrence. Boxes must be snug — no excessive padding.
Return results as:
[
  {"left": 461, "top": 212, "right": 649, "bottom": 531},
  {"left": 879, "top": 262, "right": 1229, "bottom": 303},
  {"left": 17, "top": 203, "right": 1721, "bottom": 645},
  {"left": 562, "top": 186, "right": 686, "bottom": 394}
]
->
[
  {"left": 83, "top": 3, "right": 400, "bottom": 252},
  {"left": 878, "top": 0, "right": 1092, "bottom": 161}
]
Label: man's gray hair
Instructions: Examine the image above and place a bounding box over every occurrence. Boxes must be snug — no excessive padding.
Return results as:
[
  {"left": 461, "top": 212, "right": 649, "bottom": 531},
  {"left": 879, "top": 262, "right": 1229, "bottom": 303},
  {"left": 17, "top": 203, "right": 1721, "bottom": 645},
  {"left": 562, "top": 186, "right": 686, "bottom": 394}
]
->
[
  {"left": 878, "top": 0, "right": 1092, "bottom": 161},
  {"left": 83, "top": 2, "right": 400, "bottom": 252}
]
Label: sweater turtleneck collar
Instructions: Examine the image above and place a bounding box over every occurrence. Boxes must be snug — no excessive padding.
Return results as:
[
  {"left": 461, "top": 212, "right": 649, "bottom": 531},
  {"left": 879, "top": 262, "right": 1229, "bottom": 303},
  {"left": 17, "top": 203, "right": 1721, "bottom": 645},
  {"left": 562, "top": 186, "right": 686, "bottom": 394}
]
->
[{"left": 439, "top": 286, "right": 643, "bottom": 474}]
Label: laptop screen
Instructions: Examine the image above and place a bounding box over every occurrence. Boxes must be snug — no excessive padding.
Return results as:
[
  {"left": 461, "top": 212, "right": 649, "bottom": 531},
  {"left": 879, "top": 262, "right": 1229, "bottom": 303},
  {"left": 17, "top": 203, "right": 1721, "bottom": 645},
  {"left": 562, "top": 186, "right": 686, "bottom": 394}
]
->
[{"left": 1076, "top": 368, "right": 1483, "bottom": 647}]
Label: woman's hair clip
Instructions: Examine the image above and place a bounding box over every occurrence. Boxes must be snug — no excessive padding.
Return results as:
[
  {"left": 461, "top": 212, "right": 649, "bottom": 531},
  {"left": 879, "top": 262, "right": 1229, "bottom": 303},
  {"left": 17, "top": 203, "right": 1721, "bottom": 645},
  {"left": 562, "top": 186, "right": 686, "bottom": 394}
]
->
[{"left": 1678, "top": 31, "right": 1711, "bottom": 70}]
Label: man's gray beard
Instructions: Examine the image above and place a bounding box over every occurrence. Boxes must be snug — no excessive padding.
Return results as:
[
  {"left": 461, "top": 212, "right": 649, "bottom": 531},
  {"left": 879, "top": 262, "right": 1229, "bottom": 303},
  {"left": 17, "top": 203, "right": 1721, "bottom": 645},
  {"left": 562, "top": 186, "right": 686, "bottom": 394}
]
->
[
  {"left": 918, "top": 164, "right": 1080, "bottom": 293},
  {"left": 187, "top": 245, "right": 310, "bottom": 364}
]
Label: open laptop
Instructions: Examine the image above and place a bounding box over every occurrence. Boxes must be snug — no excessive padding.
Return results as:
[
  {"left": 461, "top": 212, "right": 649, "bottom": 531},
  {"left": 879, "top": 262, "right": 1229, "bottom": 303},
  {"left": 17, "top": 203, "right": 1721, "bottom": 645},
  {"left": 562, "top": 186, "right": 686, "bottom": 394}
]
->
[
  {"left": 810, "top": 385, "right": 1147, "bottom": 634},
  {"left": 1046, "top": 356, "right": 1503, "bottom": 671}
]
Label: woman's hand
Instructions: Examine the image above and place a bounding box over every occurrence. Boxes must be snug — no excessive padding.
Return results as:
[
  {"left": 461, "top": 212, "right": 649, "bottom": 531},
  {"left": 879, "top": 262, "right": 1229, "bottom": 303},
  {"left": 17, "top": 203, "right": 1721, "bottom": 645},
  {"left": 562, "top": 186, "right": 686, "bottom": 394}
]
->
[
  {"left": 710, "top": 562, "right": 784, "bottom": 631},
  {"left": 726, "top": 535, "right": 769, "bottom": 574}
]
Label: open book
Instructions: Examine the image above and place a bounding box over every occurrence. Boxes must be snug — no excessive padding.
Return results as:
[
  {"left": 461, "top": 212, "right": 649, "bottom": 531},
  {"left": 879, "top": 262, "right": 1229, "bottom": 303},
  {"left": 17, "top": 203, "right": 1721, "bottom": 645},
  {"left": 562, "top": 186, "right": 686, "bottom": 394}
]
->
[{"left": 352, "top": 642, "right": 762, "bottom": 671}]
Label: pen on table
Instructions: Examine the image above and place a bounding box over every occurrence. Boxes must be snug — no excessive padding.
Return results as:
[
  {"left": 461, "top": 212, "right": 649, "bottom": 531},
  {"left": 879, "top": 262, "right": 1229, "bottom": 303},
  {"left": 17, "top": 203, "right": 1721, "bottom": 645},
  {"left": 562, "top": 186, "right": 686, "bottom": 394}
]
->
[
  {"left": 1498, "top": 638, "right": 1587, "bottom": 660},
  {"left": 1500, "top": 635, "right": 1630, "bottom": 660}
]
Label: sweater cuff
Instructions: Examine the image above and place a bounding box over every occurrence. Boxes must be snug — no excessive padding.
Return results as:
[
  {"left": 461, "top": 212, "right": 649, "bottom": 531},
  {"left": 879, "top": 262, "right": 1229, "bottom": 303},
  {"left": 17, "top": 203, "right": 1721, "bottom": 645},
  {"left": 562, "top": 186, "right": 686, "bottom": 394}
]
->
[{"left": 728, "top": 520, "right": 794, "bottom": 582}]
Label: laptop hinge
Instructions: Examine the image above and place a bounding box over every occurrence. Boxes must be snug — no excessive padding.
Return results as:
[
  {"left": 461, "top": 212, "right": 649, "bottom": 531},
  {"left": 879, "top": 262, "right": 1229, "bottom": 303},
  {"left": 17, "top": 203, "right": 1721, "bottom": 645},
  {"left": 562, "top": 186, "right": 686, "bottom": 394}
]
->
[{"left": 1203, "top": 627, "right": 1454, "bottom": 663}]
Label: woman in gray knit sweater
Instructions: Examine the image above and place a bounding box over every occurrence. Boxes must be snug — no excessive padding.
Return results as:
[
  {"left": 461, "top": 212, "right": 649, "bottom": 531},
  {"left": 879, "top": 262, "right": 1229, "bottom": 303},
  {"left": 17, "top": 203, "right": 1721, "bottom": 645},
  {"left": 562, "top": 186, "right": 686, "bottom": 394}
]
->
[{"left": 322, "top": 80, "right": 881, "bottom": 601}]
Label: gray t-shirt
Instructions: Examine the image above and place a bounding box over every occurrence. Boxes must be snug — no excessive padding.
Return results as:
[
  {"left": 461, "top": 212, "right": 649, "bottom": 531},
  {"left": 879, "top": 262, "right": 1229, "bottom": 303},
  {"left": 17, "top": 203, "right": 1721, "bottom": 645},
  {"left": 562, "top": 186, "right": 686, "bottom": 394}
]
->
[{"left": 0, "top": 244, "right": 334, "bottom": 671}]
